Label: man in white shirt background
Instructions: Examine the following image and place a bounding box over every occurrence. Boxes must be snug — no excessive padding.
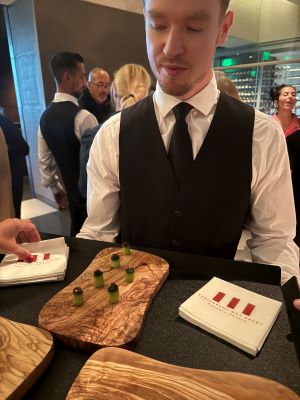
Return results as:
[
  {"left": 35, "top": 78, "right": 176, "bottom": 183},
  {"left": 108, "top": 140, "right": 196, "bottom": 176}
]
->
[
  {"left": 38, "top": 51, "right": 98, "bottom": 235},
  {"left": 78, "top": 0, "right": 300, "bottom": 307}
]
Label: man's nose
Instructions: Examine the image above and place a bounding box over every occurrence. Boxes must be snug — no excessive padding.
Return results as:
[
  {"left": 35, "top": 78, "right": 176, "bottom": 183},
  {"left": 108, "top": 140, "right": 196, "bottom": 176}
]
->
[{"left": 163, "top": 28, "right": 184, "bottom": 59}]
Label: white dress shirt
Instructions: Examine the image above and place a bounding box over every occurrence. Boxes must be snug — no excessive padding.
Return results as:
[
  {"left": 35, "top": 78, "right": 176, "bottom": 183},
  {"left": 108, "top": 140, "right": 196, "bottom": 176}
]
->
[
  {"left": 78, "top": 75, "right": 300, "bottom": 285},
  {"left": 38, "top": 92, "right": 98, "bottom": 193}
]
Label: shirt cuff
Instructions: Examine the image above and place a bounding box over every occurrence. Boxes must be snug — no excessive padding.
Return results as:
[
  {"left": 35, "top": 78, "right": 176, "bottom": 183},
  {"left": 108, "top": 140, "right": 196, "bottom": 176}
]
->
[{"left": 50, "top": 181, "right": 64, "bottom": 194}]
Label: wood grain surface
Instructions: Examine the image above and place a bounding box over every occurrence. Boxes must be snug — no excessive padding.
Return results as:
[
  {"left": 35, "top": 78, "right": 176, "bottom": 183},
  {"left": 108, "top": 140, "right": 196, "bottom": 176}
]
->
[
  {"left": 0, "top": 317, "right": 54, "bottom": 400},
  {"left": 39, "top": 247, "right": 169, "bottom": 352},
  {"left": 66, "top": 347, "right": 299, "bottom": 400}
]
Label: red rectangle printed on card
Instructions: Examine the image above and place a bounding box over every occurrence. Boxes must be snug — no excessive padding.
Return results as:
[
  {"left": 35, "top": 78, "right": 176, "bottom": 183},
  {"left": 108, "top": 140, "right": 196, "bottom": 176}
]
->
[{"left": 227, "top": 297, "right": 240, "bottom": 309}]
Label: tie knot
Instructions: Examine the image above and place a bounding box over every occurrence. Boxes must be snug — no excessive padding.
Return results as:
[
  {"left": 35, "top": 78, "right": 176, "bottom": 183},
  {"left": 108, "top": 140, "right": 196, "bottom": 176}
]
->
[{"left": 173, "top": 102, "right": 193, "bottom": 122}]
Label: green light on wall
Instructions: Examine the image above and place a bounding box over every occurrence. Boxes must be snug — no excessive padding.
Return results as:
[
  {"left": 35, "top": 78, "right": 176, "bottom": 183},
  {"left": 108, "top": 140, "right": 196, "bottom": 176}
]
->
[
  {"left": 284, "top": 55, "right": 291, "bottom": 61},
  {"left": 221, "top": 58, "right": 235, "bottom": 67},
  {"left": 262, "top": 51, "right": 271, "bottom": 61},
  {"left": 250, "top": 70, "right": 257, "bottom": 78}
]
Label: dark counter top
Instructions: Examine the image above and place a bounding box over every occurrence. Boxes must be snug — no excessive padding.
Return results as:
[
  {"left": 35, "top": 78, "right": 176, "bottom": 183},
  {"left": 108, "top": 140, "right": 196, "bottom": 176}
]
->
[{"left": 1, "top": 236, "right": 299, "bottom": 399}]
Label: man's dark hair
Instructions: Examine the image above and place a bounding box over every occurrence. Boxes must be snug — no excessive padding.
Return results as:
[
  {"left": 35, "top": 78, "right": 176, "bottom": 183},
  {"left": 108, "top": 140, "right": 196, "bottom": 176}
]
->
[
  {"left": 142, "top": 0, "right": 230, "bottom": 15},
  {"left": 49, "top": 51, "right": 84, "bottom": 82}
]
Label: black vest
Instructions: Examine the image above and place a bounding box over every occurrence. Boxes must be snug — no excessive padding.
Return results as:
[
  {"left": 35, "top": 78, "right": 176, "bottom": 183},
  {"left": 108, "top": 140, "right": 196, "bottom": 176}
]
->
[
  {"left": 119, "top": 92, "right": 254, "bottom": 259},
  {"left": 40, "top": 101, "right": 84, "bottom": 207}
]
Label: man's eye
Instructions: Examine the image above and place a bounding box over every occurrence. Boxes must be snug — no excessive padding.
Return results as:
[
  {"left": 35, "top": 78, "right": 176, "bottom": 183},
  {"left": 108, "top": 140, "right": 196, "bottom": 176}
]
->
[
  {"left": 187, "top": 27, "right": 203, "bottom": 33},
  {"left": 151, "top": 24, "right": 166, "bottom": 30}
]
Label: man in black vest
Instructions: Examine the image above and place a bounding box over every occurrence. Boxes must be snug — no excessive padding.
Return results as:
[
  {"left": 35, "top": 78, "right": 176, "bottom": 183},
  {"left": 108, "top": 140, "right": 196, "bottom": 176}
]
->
[
  {"left": 39, "top": 51, "right": 98, "bottom": 235},
  {"left": 79, "top": 67, "right": 114, "bottom": 124},
  {"left": 78, "top": 0, "right": 300, "bottom": 297}
]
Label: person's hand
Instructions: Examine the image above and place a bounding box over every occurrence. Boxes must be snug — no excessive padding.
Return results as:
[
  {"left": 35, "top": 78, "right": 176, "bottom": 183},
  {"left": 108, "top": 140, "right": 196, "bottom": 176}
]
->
[
  {"left": 293, "top": 299, "right": 300, "bottom": 310},
  {"left": 0, "top": 218, "right": 40, "bottom": 260},
  {"left": 54, "top": 189, "right": 69, "bottom": 210}
]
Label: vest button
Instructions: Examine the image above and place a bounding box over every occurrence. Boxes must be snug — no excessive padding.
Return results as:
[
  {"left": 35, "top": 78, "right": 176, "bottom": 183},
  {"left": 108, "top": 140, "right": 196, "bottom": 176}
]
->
[
  {"left": 172, "top": 240, "right": 180, "bottom": 247},
  {"left": 174, "top": 210, "right": 182, "bottom": 217}
]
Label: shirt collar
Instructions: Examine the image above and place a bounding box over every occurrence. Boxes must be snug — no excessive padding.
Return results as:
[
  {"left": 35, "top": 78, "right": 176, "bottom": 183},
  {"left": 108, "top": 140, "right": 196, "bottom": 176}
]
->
[
  {"left": 54, "top": 92, "right": 79, "bottom": 106},
  {"left": 154, "top": 72, "right": 219, "bottom": 118}
]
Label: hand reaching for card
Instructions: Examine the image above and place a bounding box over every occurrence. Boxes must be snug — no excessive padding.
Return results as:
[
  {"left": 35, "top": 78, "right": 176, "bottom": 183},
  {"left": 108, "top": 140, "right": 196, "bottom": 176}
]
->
[{"left": 0, "top": 218, "right": 40, "bottom": 260}]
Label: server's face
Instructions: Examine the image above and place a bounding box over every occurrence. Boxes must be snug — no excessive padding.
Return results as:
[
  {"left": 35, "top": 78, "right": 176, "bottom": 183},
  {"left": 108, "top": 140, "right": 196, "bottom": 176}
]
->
[
  {"left": 144, "top": 0, "right": 233, "bottom": 100},
  {"left": 71, "top": 62, "right": 87, "bottom": 98}
]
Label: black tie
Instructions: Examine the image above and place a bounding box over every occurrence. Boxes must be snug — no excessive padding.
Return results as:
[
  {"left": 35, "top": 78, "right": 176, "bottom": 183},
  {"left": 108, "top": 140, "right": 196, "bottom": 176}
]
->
[{"left": 168, "top": 102, "right": 193, "bottom": 186}]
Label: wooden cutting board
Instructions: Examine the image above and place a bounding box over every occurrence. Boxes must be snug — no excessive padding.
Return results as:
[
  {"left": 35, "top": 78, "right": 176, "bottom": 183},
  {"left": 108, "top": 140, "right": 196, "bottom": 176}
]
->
[
  {"left": 66, "top": 347, "right": 299, "bottom": 400},
  {"left": 0, "top": 317, "right": 54, "bottom": 400},
  {"left": 39, "top": 247, "right": 169, "bottom": 352}
]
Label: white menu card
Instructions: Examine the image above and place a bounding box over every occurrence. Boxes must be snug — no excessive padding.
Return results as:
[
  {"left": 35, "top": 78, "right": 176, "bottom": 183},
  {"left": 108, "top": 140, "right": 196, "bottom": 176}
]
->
[
  {"left": 0, "top": 237, "right": 69, "bottom": 286},
  {"left": 179, "top": 277, "right": 282, "bottom": 356}
]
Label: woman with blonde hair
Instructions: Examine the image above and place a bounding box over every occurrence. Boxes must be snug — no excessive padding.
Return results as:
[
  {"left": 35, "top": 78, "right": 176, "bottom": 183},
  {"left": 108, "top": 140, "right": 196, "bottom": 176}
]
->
[{"left": 112, "top": 63, "right": 152, "bottom": 111}]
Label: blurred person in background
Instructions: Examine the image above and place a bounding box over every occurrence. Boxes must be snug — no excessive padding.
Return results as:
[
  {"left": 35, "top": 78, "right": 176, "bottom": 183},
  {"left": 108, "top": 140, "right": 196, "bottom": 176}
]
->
[
  {"left": 215, "top": 71, "right": 240, "bottom": 100},
  {"left": 270, "top": 84, "right": 299, "bottom": 137},
  {"left": 0, "top": 108, "right": 29, "bottom": 218},
  {"left": 0, "top": 127, "right": 14, "bottom": 221},
  {"left": 78, "top": 63, "right": 152, "bottom": 198},
  {"left": 38, "top": 51, "right": 98, "bottom": 235},
  {"left": 286, "top": 129, "right": 300, "bottom": 234},
  {"left": 111, "top": 63, "right": 152, "bottom": 111},
  {"left": 79, "top": 67, "right": 114, "bottom": 123}
]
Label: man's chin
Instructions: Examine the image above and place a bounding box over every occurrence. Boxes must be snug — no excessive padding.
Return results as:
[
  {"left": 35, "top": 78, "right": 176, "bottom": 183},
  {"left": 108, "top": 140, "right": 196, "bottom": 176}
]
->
[
  {"left": 96, "top": 97, "right": 107, "bottom": 104},
  {"left": 159, "top": 81, "right": 192, "bottom": 98}
]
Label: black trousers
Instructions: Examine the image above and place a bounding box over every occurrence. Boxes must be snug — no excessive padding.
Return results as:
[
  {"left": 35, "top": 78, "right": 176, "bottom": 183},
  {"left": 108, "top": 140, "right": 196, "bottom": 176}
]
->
[{"left": 69, "top": 204, "right": 87, "bottom": 237}]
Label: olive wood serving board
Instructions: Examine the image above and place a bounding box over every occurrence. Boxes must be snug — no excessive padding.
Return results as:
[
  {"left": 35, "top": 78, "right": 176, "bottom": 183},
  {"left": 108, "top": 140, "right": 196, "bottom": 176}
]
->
[
  {"left": 39, "top": 247, "right": 169, "bottom": 352},
  {"left": 0, "top": 316, "right": 54, "bottom": 400},
  {"left": 66, "top": 347, "right": 299, "bottom": 400}
]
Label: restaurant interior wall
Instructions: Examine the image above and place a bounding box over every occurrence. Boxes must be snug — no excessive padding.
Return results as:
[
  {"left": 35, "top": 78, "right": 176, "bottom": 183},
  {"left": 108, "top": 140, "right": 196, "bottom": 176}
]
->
[{"left": 34, "top": 0, "right": 150, "bottom": 105}]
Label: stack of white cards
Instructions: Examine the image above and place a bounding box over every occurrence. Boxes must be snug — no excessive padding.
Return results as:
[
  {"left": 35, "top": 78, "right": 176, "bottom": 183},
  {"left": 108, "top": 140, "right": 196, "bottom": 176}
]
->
[
  {"left": 0, "top": 237, "right": 69, "bottom": 286},
  {"left": 179, "top": 277, "right": 282, "bottom": 356}
]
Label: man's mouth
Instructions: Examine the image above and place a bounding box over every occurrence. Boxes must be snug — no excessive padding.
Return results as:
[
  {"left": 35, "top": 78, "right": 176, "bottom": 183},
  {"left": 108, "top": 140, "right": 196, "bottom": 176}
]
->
[{"left": 161, "top": 64, "right": 188, "bottom": 76}]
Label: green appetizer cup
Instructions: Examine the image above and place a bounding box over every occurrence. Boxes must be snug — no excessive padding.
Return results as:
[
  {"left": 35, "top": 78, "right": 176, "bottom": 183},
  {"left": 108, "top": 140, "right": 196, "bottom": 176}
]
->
[
  {"left": 72, "top": 287, "right": 83, "bottom": 306},
  {"left": 125, "top": 267, "right": 135, "bottom": 283},
  {"left": 94, "top": 269, "right": 104, "bottom": 288},
  {"left": 107, "top": 282, "right": 119, "bottom": 304},
  {"left": 110, "top": 253, "right": 120, "bottom": 269},
  {"left": 122, "top": 242, "right": 131, "bottom": 255}
]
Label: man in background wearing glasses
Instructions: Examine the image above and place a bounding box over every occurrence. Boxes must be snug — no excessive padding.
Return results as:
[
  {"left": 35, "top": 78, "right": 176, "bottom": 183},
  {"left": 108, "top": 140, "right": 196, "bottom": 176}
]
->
[{"left": 79, "top": 67, "right": 114, "bottom": 123}]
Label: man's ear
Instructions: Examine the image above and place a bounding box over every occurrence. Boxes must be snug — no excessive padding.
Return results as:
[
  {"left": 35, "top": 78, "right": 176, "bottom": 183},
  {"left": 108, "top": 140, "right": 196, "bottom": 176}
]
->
[
  {"left": 217, "top": 10, "right": 233, "bottom": 46},
  {"left": 62, "top": 71, "right": 72, "bottom": 84}
]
